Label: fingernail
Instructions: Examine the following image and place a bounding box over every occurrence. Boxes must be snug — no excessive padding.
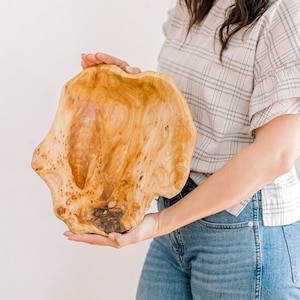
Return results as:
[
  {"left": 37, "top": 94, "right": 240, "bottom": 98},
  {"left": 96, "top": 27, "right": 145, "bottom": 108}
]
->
[
  {"left": 108, "top": 233, "right": 115, "bottom": 241},
  {"left": 125, "top": 66, "right": 134, "bottom": 73}
]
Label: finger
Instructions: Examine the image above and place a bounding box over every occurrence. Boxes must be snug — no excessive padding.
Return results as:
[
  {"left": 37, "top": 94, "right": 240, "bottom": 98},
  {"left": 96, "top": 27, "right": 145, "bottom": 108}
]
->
[
  {"left": 81, "top": 52, "right": 141, "bottom": 74},
  {"left": 125, "top": 65, "right": 142, "bottom": 74},
  {"left": 64, "top": 231, "right": 119, "bottom": 247},
  {"left": 95, "top": 53, "right": 129, "bottom": 70},
  {"left": 81, "top": 60, "right": 88, "bottom": 69},
  {"left": 108, "top": 231, "right": 139, "bottom": 247},
  {"left": 81, "top": 53, "right": 129, "bottom": 71},
  {"left": 81, "top": 53, "right": 100, "bottom": 67},
  {"left": 64, "top": 231, "right": 73, "bottom": 237}
]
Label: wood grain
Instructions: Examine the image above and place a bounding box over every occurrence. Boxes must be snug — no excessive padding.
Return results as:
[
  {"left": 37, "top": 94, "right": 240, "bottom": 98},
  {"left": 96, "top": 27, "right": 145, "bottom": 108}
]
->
[{"left": 32, "top": 64, "right": 197, "bottom": 236}]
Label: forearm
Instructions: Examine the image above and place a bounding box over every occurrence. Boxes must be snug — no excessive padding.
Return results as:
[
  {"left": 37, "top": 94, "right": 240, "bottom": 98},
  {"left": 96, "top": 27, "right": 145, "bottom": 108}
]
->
[
  {"left": 157, "top": 114, "right": 300, "bottom": 236},
  {"left": 157, "top": 142, "right": 290, "bottom": 235}
]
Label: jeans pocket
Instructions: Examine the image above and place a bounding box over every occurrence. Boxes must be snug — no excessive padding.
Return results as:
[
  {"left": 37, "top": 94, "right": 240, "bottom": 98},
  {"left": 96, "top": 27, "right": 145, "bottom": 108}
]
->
[
  {"left": 196, "top": 206, "right": 255, "bottom": 229},
  {"left": 282, "top": 221, "right": 300, "bottom": 287},
  {"left": 197, "top": 218, "right": 253, "bottom": 229}
]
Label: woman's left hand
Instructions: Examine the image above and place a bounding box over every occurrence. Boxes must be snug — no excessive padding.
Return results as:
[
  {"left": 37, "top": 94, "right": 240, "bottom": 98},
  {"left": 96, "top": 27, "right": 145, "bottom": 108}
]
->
[{"left": 64, "top": 212, "right": 161, "bottom": 248}]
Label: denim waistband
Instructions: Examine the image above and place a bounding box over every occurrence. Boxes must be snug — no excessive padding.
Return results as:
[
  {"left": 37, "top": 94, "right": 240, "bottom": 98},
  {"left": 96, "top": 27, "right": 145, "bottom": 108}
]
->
[{"left": 161, "top": 176, "right": 263, "bottom": 225}]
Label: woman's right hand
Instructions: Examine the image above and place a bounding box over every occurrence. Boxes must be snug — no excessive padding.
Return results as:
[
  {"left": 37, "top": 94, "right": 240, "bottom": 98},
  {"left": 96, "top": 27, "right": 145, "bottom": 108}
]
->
[{"left": 81, "top": 52, "right": 141, "bottom": 74}]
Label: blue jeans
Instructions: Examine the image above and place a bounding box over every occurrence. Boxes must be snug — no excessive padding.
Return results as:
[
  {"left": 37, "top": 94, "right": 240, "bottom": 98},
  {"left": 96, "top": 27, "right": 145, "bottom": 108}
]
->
[{"left": 136, "top": 177, "right": 300, "bottom": 299}]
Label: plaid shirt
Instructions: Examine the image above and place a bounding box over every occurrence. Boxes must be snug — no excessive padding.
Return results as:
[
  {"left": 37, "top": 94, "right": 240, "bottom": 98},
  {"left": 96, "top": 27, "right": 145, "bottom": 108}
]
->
[{"left": 157, "top": 0, "right": 300, "bottom": 225}]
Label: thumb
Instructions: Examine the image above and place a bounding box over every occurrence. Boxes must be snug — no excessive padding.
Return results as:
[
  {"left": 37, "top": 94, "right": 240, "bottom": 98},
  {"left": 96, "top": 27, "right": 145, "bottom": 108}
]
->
[{"left": 108, "top": 232, "right": 137, "bottom": 247}]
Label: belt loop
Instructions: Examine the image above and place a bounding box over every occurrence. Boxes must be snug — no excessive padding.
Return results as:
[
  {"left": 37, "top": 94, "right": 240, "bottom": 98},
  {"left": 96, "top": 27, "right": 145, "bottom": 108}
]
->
[{"left": 252, "top": 190, "right": 262, "bottom": 224}]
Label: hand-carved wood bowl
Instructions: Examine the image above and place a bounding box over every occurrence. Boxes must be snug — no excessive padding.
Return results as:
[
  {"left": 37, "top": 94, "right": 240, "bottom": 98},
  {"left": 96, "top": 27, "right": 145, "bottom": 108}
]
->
[{"left": 31, "top": 64, "right": 197, "bottom": 236}]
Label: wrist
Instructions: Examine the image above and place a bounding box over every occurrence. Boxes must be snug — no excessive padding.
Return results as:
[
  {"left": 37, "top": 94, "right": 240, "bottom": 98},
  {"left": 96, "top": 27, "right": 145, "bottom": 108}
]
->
[{"left": 156, "top": 208, "right": 173, "bottom": 236}]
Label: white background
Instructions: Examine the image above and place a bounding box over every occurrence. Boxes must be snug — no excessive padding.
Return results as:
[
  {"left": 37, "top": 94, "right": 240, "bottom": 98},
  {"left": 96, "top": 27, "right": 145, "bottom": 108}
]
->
[
  {"left": 0, "top": 1, "right": 299, "bottom": 300},
  {"left": 0, "top": 1, "right": 174, "bottom": 299}
]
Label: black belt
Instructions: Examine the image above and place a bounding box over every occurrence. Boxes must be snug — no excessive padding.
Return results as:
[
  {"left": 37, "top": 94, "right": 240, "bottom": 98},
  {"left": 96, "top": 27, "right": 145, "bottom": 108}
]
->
[{"left": 163, "top": 176, "right": 198, "bottom": 204}]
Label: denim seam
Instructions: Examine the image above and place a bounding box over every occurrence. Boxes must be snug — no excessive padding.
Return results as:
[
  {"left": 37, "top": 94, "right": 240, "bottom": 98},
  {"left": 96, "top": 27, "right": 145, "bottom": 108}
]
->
[
  {"left": 282, "top": 225, "right": 300, "bottom": 287},
  {"left": 252, "top": 192, "right": 262, "bottom": 300},
  {"left": 196, "top": 219, "right": 253, "bottom": 229}
]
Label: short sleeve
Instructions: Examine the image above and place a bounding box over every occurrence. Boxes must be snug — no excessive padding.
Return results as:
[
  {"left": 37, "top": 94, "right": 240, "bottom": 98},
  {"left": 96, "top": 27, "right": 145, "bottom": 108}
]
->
[
  {"left": 250, "top": 97, "right": 300, "bottom": 131},
  {"left": 162, "top": 2, "right": 179, "bottom": 38},
  {"left": 249, "top": 0, "right": 300, "bottom": 131},
  {"left": 161, "top": 1, "right": 188, "bottom": 39}
]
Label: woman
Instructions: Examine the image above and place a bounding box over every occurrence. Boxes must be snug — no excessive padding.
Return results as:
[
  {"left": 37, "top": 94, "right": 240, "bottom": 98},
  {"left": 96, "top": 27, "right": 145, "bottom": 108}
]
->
[{"left": 64, "top": 0, "right": 300, "bottom": 298}]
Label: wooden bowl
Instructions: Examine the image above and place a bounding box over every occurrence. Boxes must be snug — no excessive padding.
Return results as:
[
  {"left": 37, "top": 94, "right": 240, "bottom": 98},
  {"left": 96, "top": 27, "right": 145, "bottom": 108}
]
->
[{"left": 31, "top": 64, "right": 197, "bottom": 236}]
